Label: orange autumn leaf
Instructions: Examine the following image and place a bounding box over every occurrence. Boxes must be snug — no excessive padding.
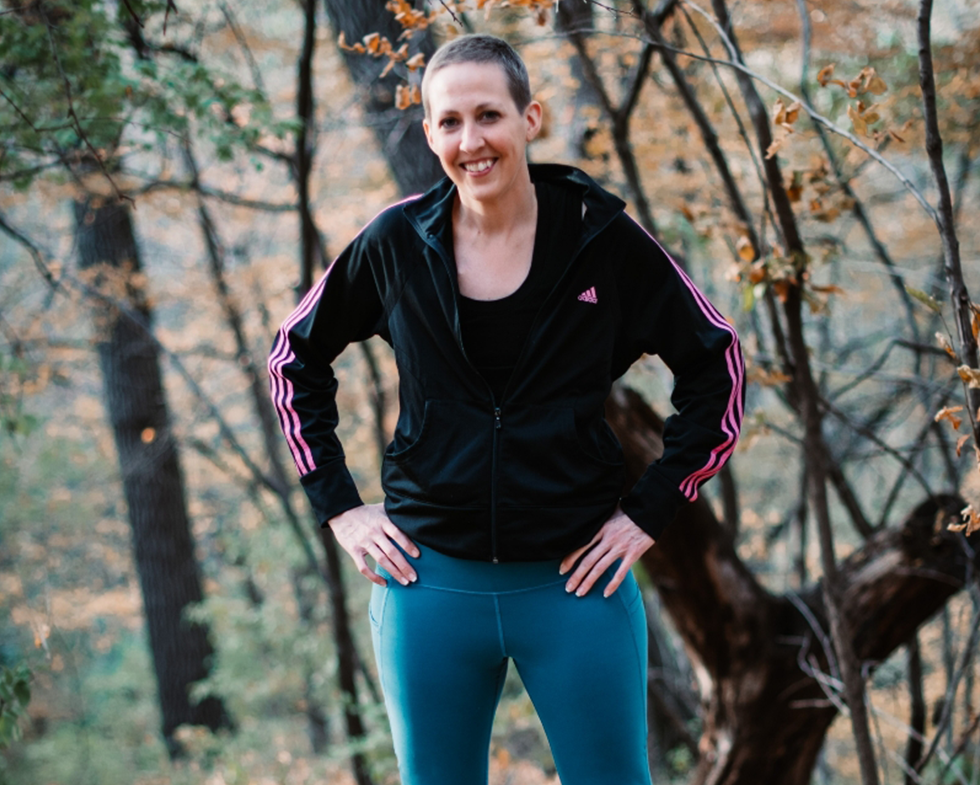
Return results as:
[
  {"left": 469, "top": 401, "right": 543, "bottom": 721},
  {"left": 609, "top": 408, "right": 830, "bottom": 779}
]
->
[
  {"left": 937, "top": 331, "right": 958, "bottom": 359},
  {"left": 817, "top": 63, "right": 835, "bottom": 86},
  {"left": 736, "top": 235, "right": 756, "bottom": 262},
  {"left": 948, "top": 505, "right": 980, "bottom": 536},
  {"left": 958, "top": 365, "right": 980, "bottom": 389},
  {"left": 956, "top": 434, "right": 971, "bottom": 458},
  {"left": 935, "top": 405, "right": 965, "bottom": 431}
]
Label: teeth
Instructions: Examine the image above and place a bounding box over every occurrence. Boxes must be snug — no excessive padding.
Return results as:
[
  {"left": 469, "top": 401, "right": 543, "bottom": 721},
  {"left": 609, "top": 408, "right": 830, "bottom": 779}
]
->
[{"left": 462, "top": 159, "right": 494, "bottom": 173}]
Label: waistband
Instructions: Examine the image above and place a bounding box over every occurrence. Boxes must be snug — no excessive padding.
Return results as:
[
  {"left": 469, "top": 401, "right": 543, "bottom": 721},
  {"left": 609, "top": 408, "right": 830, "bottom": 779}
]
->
[{"left": 379, "top": 542, "right": 568, "bottom": 594}]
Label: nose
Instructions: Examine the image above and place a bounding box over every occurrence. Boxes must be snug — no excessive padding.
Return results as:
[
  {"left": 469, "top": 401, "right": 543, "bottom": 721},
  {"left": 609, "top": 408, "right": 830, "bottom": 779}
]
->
[{"left": 459, "top": 120, "right": 483, "bottom": 152}]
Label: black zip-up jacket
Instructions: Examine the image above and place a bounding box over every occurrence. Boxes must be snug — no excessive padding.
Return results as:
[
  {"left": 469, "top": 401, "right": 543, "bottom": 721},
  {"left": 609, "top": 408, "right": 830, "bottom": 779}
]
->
[{"left": 269, "top": 164, "right": 744, "bottom": 561}]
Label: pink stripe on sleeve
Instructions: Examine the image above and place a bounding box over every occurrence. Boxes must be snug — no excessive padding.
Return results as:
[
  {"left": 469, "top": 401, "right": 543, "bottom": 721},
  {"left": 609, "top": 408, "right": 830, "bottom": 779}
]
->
[
  {"left": 269, "top": 193, "right": 424, "bottom": 477},
  {"left": 627, "top": 216, "right": 745, "bottom": 502}
]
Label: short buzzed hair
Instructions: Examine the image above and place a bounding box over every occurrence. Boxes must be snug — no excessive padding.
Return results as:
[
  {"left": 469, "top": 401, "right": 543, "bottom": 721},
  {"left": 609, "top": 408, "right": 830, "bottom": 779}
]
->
[{"left": 421, "top": 34, "right": 531, "bottom": 118}]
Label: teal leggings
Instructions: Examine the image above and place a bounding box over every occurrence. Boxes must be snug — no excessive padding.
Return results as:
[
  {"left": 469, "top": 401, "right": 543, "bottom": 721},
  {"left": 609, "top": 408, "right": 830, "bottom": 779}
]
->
[{"left": 370, "top": 544, "right": 652, "bottom": 785}]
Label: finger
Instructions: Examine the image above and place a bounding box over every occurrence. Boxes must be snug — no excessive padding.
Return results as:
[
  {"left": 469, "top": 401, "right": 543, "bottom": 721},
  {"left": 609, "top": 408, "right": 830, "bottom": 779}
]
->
[
  {"left": 602, "top": 559, "right": 633, "bottom": 598},
  {"left": 368, "top": 543, "right": 415, "bottom": 586},
  {"left": 560, "top": 528, "right": 605, "bottom": 575},
  {"left": 375, "top": 537, "right": 418, "bottom": 583},
  {"left": 354, "top": 553, "right": 387, "bottom": 587},
  {"left": 383, "top": 520, "right": 421, "bottom": 559},
  {"left": 565, "top": 540, "right": 609, "bottom": 593},
  {"left": 572, "top": 550, "right": 621, "bottom": 597}
]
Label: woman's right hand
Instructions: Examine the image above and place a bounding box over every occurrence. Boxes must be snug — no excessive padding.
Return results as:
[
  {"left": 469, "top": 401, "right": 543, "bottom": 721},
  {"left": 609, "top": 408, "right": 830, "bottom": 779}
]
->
[{"left": 328, "top": 503, "right": 420, "bottom": 587}]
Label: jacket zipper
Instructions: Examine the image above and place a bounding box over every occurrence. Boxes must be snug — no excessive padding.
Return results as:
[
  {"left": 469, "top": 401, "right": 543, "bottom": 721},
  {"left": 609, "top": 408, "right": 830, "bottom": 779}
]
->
[
  {"left": 414, "top": 195, "right": 620, "bottom": 563},
  {"left": 491, "top": 406, "right": 501, "bottom": 563},
  {"left": 423, "top": 230, "right": 503, "bottom": 562}
]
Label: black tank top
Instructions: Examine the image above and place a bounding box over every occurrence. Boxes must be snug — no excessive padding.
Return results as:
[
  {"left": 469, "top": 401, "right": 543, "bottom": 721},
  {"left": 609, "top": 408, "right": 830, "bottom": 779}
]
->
[{"left": 457, "top": 180, "right": 583, "bottom": 401}]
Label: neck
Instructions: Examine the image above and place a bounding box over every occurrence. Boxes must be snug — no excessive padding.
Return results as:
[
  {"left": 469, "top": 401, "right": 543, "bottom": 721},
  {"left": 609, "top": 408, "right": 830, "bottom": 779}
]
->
[{"left": 454, "top": 172, "right": 536, "bottom": 235}]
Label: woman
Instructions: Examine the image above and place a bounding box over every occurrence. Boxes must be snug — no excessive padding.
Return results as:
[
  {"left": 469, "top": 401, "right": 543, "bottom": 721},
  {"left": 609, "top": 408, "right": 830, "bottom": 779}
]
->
[{"left": 269, "top": 34, "right": 743, "bottom": 785}]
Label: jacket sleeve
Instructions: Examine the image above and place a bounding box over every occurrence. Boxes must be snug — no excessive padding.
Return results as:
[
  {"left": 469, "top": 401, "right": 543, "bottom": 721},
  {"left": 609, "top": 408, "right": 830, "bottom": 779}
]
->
[
  {"left": 268, "top": 228, "right": 386, "bottom": 527},
  {"left": 613, "top": 214, "right": 745, "bottom": 541}
]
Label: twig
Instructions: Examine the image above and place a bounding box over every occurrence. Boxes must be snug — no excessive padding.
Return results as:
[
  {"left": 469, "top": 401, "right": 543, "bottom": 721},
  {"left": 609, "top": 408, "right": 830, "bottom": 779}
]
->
[
  {"left": 41, "top": 9, "right": 130, "bottom": 205},
  {"left": 163, "top": 0, "right": 178, "bottom": 35},
  {"left": 820, "top": 396, "right": 934, "bottom": 497},
  {"left": 219, "top": 2, "right": 265, "bottom": 95},
  {"left": 794, "top": 0, "right": 920, "bottom": 351},
  {"left": 916, "top": 595, "right": 980, "bottom": 774},
  {"left": 786, "top": 591, "right": 841, "bottom": 684},
  {"left": 438, "top": 0, "right": 462, "bottom": 26},
  {"left": 680, "top": 0, "right": 938, "bottom": 225},
  {"left": 134, "top": 179, "right": 297, "bottom": 212},
  {"left": 120, "top": 0, "right": 144, "bottom": 28},
  {"left": 917, "top": 0, "right": 980, "bottom": 441}
]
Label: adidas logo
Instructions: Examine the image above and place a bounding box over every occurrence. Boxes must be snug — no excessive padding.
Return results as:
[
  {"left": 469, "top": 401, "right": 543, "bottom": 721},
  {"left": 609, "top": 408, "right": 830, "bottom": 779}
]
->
[{"left": 577, "top": 286, "right": 598, "bottom": 304}]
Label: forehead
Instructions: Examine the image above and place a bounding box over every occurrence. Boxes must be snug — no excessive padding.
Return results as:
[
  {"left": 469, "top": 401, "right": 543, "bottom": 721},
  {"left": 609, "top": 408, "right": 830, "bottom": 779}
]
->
[{"left": 425, "top": 61, "right": 513, "bottom": 113}]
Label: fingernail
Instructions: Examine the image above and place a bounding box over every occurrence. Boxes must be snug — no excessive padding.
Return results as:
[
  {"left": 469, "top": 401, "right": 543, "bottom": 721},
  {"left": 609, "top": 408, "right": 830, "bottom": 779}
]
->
[
  {"left": 399, "top": 577, "right": 409, "bottom": 586},
  {"left": 565, "top": 583, "right": 573, "bottom": 593},
  {"left": 558, "top": 566, "right": 568, "bottom": 575},
  {"left": 409, "top": 573, "right": 417, "bottom": 583},
  {"left": 575, "top": 588, "right": 585, "bottom": 597}
]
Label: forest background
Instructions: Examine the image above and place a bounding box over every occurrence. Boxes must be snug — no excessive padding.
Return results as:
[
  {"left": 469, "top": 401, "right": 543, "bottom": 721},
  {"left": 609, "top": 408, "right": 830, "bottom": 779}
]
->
[{"left": 2, "top": 0, "right": 980, "bottom": 784}]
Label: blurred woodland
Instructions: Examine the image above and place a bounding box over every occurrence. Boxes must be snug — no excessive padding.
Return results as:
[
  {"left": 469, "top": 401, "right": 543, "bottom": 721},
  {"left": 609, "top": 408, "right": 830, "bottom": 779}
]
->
[{"left": 2, "top": 0, "right": 980, "bottom": 783}]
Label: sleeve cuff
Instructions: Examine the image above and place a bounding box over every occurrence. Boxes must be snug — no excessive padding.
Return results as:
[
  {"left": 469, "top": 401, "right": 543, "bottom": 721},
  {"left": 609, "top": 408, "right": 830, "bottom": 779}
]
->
[
  {"left": 619, "top": 466, "right": 688, "bottom": 540},
  {"left": 299, "top": 459, "right": 364, "bottom": 527}
]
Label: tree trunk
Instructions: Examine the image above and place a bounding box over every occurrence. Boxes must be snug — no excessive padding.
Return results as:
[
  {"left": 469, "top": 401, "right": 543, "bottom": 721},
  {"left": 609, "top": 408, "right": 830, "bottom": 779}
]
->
[
  {"left": 321, "top": 0, "right": 443, "bottom": 195},
  {"left": 606, "top": 385, "right": 974, "bottom": 785},
  {"left": 74, "top": 193, "right": 230, "bottom": 755}
]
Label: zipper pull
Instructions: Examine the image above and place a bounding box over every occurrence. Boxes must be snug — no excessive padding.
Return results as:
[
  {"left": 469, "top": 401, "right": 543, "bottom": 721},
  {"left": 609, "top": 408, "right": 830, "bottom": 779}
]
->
[{"left": 494, "top": 407, "right": 502, "bottom": 429}]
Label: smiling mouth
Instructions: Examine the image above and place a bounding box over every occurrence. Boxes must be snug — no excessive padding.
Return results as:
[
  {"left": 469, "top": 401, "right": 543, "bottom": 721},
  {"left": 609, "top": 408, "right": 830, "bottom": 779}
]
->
[{"left": 460, "top": 159, "right": 496, "bottom": 174}]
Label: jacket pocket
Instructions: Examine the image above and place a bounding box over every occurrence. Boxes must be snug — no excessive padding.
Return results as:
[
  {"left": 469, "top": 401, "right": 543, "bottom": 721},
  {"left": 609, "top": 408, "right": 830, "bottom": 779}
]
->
[
  {"left": 382, "top": 399, "right": 492, "bottom": 508},
  {"left": 498, "top": 404, "right": 623, "bottom": 508}
]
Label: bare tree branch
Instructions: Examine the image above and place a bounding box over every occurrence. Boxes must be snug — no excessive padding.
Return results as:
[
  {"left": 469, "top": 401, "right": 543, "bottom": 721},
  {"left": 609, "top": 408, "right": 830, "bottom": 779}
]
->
[{"left": 917, "top": 0, "right": 980, "bottom": 443}]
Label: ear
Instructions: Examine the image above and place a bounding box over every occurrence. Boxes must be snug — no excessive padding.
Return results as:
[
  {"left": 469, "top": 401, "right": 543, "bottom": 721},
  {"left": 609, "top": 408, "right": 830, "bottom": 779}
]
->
[
  {"left": 423, "top": 117, "right": 435, "bottom": 152},
  {"left": 524, "top": 100, "right": 543, "bottom": 142}
]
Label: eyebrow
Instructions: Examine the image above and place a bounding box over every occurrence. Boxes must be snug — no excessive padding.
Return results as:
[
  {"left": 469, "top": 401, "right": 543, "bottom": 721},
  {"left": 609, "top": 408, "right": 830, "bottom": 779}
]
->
[{"left": 436, "top": 101, "right": 505, "bottom": 116}]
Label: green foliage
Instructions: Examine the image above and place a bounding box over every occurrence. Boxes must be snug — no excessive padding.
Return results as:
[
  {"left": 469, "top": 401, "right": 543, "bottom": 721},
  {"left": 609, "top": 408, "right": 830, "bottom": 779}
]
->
[
  {"left": 0, "top": 0, "right": 294, "bottom": 188},
  {"left": 0, "top": 663, "right": 32, "bottom": 749},
  {"left": 0, "top": 352, "right": 42, "bottom": 441}
]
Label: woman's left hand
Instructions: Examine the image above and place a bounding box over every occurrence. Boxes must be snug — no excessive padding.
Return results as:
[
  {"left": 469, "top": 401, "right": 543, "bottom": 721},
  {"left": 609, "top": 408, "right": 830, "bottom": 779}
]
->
[{"left": 559, "top": 506, "right": 655, "bottom": 598}]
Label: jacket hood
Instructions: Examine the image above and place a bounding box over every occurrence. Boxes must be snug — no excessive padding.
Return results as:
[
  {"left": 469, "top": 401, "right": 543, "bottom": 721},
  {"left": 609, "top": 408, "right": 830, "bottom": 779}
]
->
[{"left": 401, "top": 163, "right": 626, "bottom": 246}]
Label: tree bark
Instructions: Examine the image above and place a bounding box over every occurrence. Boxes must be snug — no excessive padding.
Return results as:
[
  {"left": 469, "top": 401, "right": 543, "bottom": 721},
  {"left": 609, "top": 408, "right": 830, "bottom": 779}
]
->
[
  {"left": 321, "top": 0, "right": 443, "bottom": 195},
  {"left": 606, "top": 385, "right": 973, "bottom": 785},
  {"left": 74, "top": 194, "right": 230, "bottom": 755}
]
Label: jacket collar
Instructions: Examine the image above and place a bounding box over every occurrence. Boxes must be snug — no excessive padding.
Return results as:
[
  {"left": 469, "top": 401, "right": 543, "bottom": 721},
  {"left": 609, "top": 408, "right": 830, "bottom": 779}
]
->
[{"left": 402, "top": 163, "right": 626, "bottom": 246}]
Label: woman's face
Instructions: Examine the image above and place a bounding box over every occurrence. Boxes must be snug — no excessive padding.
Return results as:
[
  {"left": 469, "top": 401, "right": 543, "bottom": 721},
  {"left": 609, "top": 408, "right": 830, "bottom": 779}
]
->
[{"left": 423, "top": 61, "right": 541, "bottom": 209}]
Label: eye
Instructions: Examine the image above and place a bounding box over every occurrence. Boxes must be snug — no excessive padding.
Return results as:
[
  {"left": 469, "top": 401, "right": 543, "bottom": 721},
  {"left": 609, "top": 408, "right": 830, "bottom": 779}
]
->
[
  {"left": 480, "top": 110, "right": 500, "bottom": 122},
  {"left": 439, "top": 116, "right": 459, "bottom": 129}
]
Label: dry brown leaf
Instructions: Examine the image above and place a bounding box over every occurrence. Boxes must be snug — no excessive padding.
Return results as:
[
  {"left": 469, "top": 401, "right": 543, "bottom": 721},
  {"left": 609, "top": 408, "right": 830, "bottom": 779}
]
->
[
  {"left": 817, "top": 63, "right": 835, "bottom": 86},
  {"left": 860, "top": 66, "right": 888, "bottom": 95},
  {"left": 935, "top": 405, "right": 965, "bottom": 431},
  {"left": 395, "top": 84, "right": 412, "bottom": 111},
  {"left": 736, "top": 235, "right": 756, "bottom": 262},
  {"left": 772, "top": 98, "right": 787, "bottom": 125},
  {"left": 958, "top": 365, "right": 980, "bottom": 389},
  {"left": 956, "top": 434, "right": 971, "bottom": 457},
  {"left": 811, "top": 284, "right": 845, "bottom": 295},
  {"left": 949, "top": 505, "right": 980, "bottom": 536},
  {"left": 747, "top": 261, "right": 767, "bottom": 284},
  {"left": 848, "top": 103, "right": 868, "bottom": 136},
  {"left": 937, "top": 331, "right": 957, "bottom": 359}
]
